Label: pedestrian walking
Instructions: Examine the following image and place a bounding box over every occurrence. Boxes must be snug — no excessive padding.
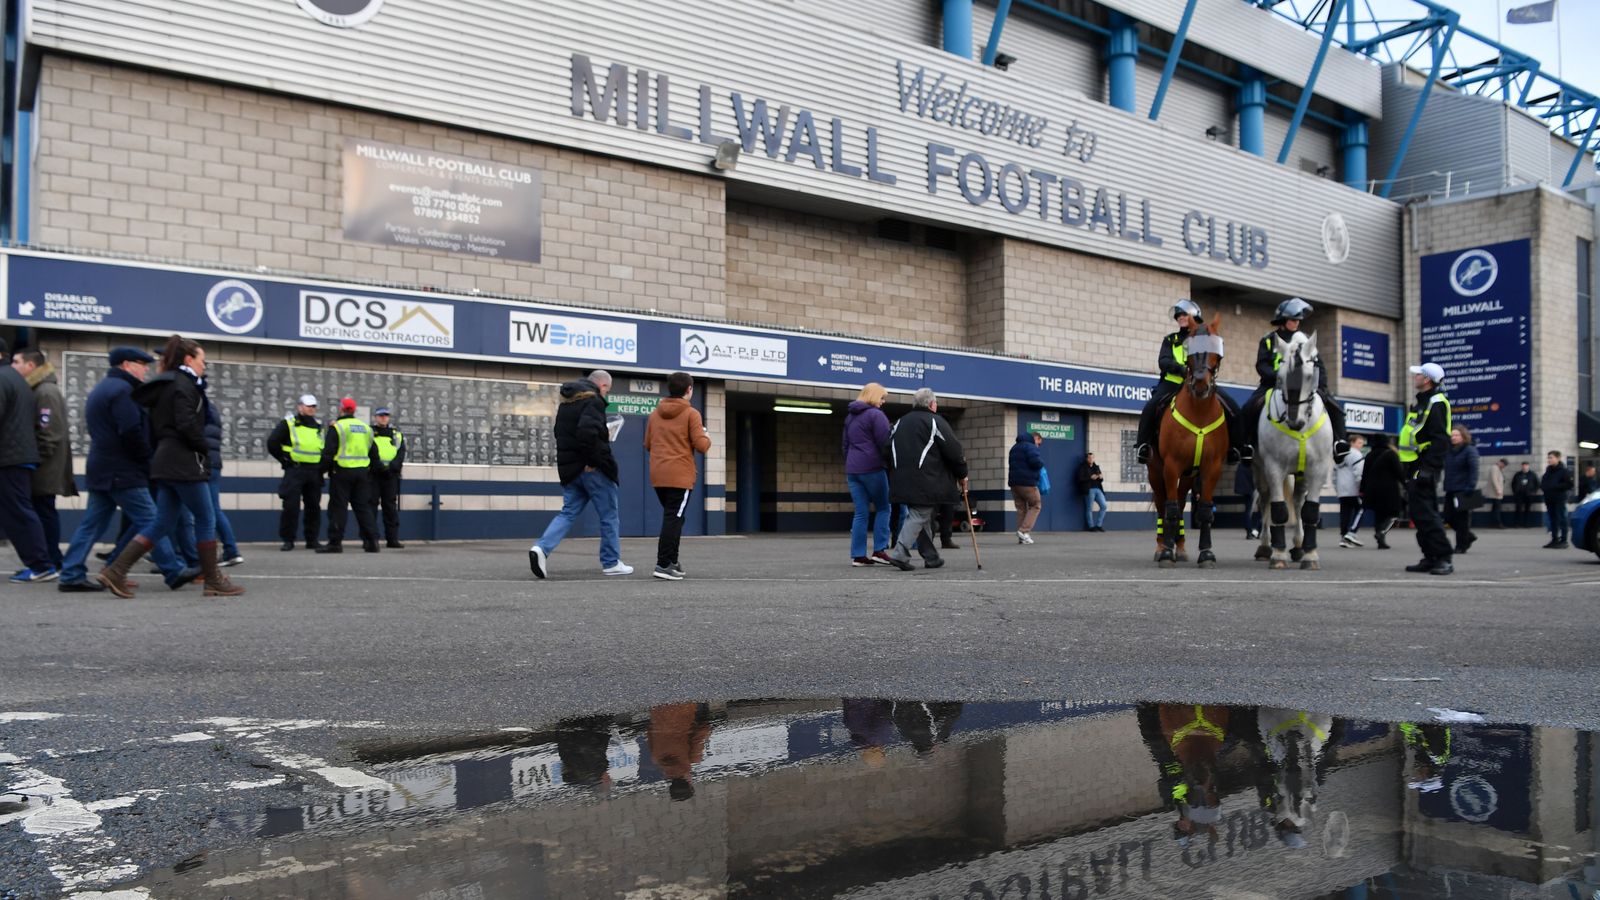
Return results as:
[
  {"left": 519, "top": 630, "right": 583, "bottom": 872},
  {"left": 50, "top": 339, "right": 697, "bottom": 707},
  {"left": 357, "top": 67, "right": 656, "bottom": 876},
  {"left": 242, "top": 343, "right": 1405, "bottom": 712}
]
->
[
  {"left": 642, "top": 372, "right": 711, "bottom": 580},
  {"left": 1443, "top": 426, "right": 1480, "bottom": 555},
  {"left": 318, "top": 397, "right": 381, "bottom": 554},
  {"left": 1234, "top": 461, "right": 1260, "bottom": 539},
  {"left": 883, "top": 388, "right": 967, "bottom": 571},
  {"left": 267, "top": 394, "right": 324, "bottom": 550},
  {"left": 528, "top": 370, "right": 630, "bottom": 579},
  {"left": 202, "top": 402, "right": 244, "bottom": 567},
  {"left": 1334, "top": 433, "right": 1367, "bottom": 547},
  {"left": 1511, "top": 461, "right": 1538, "bottom": 527},
  {"left": 370, "top": 406, "right": 406, "bottom": 548},
  {"left": 11, "top": 348, "right": 77, "bottom": 573},
  {"left": 1076, "top": 450, "right": 1108, "bottom": 533},
  {"left": 1008, "top": 427, "right": 1044, "bottom": 544},
  {"left": 56, "top": 348, "right": 196, "bottom": 593},
  {"left": 1358, "top": 433, "right": 1404, "bottom": 549},
  {"left": 95, "top": 335, "right": 243, "bottom": 598},
  {"left": 1487, "top": 458, "right": 1507, "bottom": 528},
  {"left": 841, "top": 382, "right": 893, "bottom": 566},
  {"left": 1399, "top": 363, "right": 1453, "bottom": 575},
  {"left": 0, "top": 336, "right": 56, "bottom": 583},
  {"left": 1540, "top": 450, "right": 1574, "bottom": 549}
]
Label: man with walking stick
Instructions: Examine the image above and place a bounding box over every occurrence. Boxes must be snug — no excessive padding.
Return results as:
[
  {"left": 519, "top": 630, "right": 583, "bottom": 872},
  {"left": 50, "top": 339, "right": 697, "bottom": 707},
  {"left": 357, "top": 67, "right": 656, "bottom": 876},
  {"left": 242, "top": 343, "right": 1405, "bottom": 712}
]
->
[{"left": 884, "top": 388, "right": 968, "bottom": 571}]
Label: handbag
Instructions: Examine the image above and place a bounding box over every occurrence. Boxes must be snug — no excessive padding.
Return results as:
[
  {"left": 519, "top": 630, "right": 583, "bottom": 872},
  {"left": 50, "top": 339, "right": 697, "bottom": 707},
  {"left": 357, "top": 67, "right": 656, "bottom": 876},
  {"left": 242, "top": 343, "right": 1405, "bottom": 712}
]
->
[
  {"left": 1039, "top": 467, "right": 1051, "bottom": 496},
  {"left": 1460, "top": 488, "right": 1485, "bottom": 511}
]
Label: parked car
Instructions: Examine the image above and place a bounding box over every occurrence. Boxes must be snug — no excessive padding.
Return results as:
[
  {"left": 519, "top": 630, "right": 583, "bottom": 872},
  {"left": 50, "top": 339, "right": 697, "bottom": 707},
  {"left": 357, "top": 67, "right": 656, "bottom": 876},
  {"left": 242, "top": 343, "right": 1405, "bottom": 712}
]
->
[{"left": 1574, "top": 492, "right": 1600, "bottom": 561}]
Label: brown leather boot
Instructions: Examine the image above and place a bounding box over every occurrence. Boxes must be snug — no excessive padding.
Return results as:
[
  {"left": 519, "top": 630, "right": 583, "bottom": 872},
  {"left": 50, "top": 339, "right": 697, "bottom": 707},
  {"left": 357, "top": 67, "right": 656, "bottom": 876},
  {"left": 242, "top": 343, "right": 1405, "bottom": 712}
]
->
[
  {"left": 97, "top": 537, "right": 153, "bottom": 599},
  {"left": 198, "top": 540, "right": 245, "bottom": 597}
]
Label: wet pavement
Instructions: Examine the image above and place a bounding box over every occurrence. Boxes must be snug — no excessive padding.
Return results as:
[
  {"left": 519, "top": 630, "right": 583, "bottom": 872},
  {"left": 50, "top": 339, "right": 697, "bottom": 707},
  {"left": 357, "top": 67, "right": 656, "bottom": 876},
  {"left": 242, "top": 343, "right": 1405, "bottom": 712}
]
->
[{"left": 2, "top": 529, "right": 1599, "bottom": 897}]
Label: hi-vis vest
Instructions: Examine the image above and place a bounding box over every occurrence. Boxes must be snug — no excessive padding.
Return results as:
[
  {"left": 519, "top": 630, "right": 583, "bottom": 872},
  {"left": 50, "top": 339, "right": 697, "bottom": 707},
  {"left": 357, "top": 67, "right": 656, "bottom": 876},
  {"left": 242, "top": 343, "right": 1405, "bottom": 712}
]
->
[
  {"left": 1164, "top": 336, "right": 1189, "bottom": 384},
  {"left": 282, "top": 416, "right": 323, "bottom": 465},
  {"left": 1263, "top": 335, "right": 1283, "bottom": 372},
  {"left": 375, "top": 428, "right": 403, "bottom": 463},
  {"left": 1398, "top": 393, "right": 1452, "bottom": 463},
  {"left": 331, "top": 418, "right": 374, "bottom": 469}
]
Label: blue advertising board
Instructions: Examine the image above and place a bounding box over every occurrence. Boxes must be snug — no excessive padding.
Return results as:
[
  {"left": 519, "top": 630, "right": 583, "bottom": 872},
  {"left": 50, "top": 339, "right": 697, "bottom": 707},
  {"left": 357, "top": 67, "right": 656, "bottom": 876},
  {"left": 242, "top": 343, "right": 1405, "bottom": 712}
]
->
[
  {"left": 1, "top": 250, "right": 1388, "bottom": 421},
  {"left": 1419, "top": 239, "right": 1532, "bottom": 454},
  {"left": 1340, "top": 325, "right": 1389, "bottom": 383}
]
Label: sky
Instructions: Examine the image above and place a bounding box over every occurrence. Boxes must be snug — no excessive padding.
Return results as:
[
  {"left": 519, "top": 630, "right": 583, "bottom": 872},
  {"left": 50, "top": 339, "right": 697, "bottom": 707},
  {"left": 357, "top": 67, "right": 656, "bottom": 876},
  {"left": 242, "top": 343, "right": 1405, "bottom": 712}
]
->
[{"left": 1360, "top": 0, "right": 1600, "bottom": 95}]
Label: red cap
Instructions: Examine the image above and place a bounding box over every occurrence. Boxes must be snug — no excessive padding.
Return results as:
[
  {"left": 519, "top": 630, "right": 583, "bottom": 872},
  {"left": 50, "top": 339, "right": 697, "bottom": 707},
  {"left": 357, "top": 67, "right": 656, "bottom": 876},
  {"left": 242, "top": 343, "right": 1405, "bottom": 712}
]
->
[{"left": 340, "top": 397, "right": 357, "bottom": 412}]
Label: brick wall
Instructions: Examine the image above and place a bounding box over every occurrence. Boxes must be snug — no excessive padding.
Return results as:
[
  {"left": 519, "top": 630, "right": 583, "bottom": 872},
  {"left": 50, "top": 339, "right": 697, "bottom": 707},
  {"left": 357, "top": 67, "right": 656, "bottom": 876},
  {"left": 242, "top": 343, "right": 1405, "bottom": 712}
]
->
[{"left": 32, "top": 56, "right": 727, "bottom": 319}]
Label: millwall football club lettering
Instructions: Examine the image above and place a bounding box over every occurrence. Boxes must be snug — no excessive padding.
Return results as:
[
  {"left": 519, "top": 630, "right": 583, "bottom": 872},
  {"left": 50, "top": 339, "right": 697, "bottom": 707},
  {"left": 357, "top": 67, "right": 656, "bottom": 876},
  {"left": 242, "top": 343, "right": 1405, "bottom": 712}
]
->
[{"left": 569, "top": 54, "right": 1271, "bottom": 271}]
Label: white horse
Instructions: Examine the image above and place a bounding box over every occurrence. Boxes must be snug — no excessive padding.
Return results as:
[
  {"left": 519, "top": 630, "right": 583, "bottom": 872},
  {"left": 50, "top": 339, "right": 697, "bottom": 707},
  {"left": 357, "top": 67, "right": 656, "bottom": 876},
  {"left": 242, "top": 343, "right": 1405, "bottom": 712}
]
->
[
  {"left": 1253, "top": 332, "right": 1335, "bottom": 570},
  {"left": 1255, "top": 708, "right": 1334, "bottom": 848}
]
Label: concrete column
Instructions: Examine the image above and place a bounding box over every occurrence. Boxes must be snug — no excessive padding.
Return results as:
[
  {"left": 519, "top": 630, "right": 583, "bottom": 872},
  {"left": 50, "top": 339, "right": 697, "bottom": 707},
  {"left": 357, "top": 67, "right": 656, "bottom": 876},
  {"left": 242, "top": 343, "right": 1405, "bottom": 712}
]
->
[
  {"left": 1237, "top": 71, "right": 1266, "bottom": 156},
  {"left": 942, "top": 0, "right": 973, "bottom": 58},
  {"left": 1340, "top": 118, "right": 1370, "bottom": 190},
  {"left": 1107, "top": 14, "right": 1139, "bottom": 113}
]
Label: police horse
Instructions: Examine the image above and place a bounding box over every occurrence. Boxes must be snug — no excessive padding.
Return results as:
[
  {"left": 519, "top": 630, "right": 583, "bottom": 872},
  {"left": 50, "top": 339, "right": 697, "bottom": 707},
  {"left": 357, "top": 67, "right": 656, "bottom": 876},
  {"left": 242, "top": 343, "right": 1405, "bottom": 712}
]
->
[
  {"left": 1253, "top": 332, "right": 1335, "bottom": 570},
  {"left": 1149, "top": 322, "right": 1228, "bottom": 568}
]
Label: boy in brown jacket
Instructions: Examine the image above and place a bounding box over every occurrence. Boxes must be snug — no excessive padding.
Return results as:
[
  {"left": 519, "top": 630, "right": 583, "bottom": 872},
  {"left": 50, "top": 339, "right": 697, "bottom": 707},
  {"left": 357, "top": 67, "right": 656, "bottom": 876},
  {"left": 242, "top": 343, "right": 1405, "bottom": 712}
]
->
[{"left": 642, "top": 372, "right": 712, "bottom": 580}]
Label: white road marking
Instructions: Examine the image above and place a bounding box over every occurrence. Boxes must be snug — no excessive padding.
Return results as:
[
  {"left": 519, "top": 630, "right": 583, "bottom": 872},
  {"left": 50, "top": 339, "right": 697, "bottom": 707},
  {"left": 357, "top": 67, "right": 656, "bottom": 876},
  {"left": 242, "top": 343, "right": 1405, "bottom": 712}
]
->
[
  {"left": 235, "top": 573, "right": 1543, "bottom": 587},
  {"left": 167, "top": 732, "right": 214, "bottom": 743},
  {"left": 0, "top": 752, "right": 23, "bottom": 764},
  {"left": 0, "top": 712, "right": 65, "bottom": 722},
  {"left": 225, "top": 777, "right": 286, "bottom": 789},
  {"left": 69, "top": 890, "right": 153, "bottom": 899},
  {"left": 0, "top": 763, "right": 140, "bottom": 891}
]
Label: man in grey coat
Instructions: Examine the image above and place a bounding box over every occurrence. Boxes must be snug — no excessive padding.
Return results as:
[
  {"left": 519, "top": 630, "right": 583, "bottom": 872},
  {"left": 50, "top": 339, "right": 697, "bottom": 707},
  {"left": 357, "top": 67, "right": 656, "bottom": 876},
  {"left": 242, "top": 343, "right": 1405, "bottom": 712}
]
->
[
  {"left": 884, "top": 388, "right": 968, "bottom": 571},
  {"left": 13, "top": 348, "right": 77, "bottom": 572},
  {"left": 1, "top": 336, "right": 56, "bottom": 581}
]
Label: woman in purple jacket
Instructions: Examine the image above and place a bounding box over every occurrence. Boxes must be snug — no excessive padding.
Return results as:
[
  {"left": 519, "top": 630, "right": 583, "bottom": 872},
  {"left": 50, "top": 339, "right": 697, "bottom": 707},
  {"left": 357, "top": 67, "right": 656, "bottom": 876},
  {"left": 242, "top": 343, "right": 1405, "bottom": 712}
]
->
[{"left": 843, "top": 383, "right": 893, "bottom": 566}]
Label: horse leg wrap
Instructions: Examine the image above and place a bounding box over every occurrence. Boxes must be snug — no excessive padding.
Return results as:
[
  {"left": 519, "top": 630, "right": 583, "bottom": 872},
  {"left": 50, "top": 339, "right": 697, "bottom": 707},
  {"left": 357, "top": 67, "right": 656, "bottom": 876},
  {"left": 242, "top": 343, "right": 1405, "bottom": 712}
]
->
[
  {"left": 1163, "top": 501, "right": 1182, "bottom": 547},
  {"left": 1270, "top": 501, "right": 1289, "bottom": 551},
  {"left": 1300, "top": 500, "right": 1320, "bottom": 551}
]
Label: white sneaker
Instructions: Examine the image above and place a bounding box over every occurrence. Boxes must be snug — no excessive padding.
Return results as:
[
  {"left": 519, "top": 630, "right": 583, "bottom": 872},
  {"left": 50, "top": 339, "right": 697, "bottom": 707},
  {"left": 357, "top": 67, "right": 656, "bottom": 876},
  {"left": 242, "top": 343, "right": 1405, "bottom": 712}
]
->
[
  {"left": 1017, "top": 530, "right": 1025, "bottom": 544},
  {"left": 528, "top": 545, "right": 547, "bottom": 579},
  {"left": 1020, "top": 532, "right": 1035, "bottom": 545},
  {"left": 602, "top": 562, "right": 634, "bottom": 576},
  {"left": 1342, "top": 532, "right": 1364, "bottom": 547},
  {"left": 1339, "top": 537, "right": 1356, "bottom": 548}
]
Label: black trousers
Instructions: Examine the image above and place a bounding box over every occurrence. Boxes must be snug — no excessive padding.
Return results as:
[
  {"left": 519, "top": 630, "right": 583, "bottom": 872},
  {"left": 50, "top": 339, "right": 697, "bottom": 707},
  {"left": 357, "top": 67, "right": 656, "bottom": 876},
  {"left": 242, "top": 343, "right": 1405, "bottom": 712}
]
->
[
  {"left": 1513, "top": 495, "right": 1534, "bottom": 527},
  {"left": 373, "top": 472, "right": 401, "bottom": 540},
  {"left": 326, "top": 469, "right": 378, "bottom": 545},
  {"left": 1409, "top": 475, "right": 1452, "bottom": 561},
  {"left": 32, "top": 493, "right": 63, "bottom": 569},
  {"left": 0, "top": 467, "right": 50, "bottom": 571},
  {"left": 655, "top": 486, "right": 691, "bottom": 567},
  {"left": 1488, "top": 497, "right": 1505, "bottom": 526},
  {"left": 1338, "top": 496, "right": 1364, "bottom": 535},
  {"left": 279, "top": 465, "right": 323, "bottom": 543},
  {"left": 1445, "top": 492, "right": 1475, "bottom": 550}
]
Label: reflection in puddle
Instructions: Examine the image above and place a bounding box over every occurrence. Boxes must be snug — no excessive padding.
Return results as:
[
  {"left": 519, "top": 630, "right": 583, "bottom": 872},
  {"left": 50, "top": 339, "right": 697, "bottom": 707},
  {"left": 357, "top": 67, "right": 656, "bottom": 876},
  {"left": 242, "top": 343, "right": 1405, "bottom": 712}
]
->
[{"left": 132, "top": 700, "right": 1598, "bottom": 898}]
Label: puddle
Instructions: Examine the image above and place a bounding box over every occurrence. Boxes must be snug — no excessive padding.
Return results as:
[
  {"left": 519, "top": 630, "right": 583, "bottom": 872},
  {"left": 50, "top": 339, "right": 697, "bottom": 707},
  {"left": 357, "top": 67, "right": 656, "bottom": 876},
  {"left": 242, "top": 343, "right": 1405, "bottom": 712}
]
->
[{"left": 124, "top": 699, "right": 1598, "bottom": 898}]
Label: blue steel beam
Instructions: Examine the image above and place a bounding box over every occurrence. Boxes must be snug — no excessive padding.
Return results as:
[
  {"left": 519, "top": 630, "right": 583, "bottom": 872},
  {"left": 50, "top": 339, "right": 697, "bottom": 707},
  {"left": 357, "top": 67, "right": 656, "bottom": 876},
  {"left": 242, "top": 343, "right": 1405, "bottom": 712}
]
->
[
  {"left": 1148, "top": 0, "right": 1198, "bottom": 120},
  {"left": 942, "top": 0, "right": 973, "bottom": 59},
  {"left": 1564, "top": 114, "right": 1598, "bottom": 187},
  {"left": 1379, "top": 13, "right": 1458, "bottom": 198},
  {"left": 1278, "top": 0, "right": 1348, "bottom": 164},
  {"left": 980, "top": 0, "right": 1013, "bottom": 67}
]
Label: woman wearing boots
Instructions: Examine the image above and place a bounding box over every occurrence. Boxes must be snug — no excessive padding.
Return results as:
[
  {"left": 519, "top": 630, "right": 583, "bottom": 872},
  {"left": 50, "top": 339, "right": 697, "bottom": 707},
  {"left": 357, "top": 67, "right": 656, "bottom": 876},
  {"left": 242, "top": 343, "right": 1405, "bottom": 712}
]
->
[
  {"left": 97, "top": 335, "right": 244, "bottom": 598},
  {"left": 1444, "top": 425, "right": 1480, "bottom": 554},
  {"left": 1360, "top": 433, "right": 1406, "bottom": 549}
]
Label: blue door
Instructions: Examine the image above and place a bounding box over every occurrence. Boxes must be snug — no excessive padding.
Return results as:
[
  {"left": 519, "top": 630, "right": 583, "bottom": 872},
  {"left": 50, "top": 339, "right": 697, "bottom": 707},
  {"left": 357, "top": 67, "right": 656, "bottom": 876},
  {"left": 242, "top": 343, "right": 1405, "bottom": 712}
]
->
[{"left": 1015, "top": 409, "right": 1087, "bottom": 532}]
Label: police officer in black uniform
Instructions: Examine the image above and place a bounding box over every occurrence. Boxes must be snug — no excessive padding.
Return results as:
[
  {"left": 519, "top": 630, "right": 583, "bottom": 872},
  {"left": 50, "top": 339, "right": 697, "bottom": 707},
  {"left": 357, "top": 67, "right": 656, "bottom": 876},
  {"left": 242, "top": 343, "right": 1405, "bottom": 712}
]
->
[
  {"left": 266, "top": 393, "right": 324, "bottom": 551},
  {"left": 370, "top": 406, "right": 405, "bottom": 549},
  {"left": 318, "top": 397, "right": 383, "bottom": 554},
  {"left": 1135, "top": 300, "right": 1248, "bottom": 466},
  {"left": 1244, "top": 298, "right": 1349, "bottom": 462},
  {"left": 1401, "top": 363, "right": 1453, "bottom": 576}
]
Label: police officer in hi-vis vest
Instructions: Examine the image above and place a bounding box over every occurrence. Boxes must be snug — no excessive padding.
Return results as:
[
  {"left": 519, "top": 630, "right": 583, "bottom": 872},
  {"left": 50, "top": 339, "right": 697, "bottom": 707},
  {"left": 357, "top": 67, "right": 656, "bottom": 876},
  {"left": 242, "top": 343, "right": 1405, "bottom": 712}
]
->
[
  {"left": 370, "top": 406, "right": 405, "bottom": 549},
  {"left": 266, "top": 394, "right": 325, "bottom": 551},
  {"left": 317, "top": 397, "right": 382, "bottom": 554},
  {"left": 1399, "top": 362, "right": 1453, "bottom": 576}
]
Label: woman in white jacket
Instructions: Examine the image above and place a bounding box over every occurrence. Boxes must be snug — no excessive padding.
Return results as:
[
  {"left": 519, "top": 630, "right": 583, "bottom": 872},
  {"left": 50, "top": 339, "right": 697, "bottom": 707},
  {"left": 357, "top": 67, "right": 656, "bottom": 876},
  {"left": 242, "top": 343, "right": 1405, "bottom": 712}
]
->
[{"left": 1332, "top": 434, "right": 1367, "bottom": 548}]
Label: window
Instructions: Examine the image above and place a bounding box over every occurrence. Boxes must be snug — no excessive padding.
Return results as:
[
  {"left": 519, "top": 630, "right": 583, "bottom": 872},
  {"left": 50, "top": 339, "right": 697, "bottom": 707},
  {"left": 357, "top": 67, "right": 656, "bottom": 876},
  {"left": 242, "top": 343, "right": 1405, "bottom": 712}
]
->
[{"left": 1580, "top": 238, "right": 1595, "bottom": 412}]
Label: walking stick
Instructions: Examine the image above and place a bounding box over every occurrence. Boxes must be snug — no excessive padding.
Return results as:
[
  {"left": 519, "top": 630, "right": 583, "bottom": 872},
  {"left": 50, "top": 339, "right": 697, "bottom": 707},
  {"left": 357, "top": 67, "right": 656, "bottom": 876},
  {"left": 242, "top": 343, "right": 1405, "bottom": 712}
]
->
[{"left": 961, "top": 484, "right": 983, "bottom": 570}]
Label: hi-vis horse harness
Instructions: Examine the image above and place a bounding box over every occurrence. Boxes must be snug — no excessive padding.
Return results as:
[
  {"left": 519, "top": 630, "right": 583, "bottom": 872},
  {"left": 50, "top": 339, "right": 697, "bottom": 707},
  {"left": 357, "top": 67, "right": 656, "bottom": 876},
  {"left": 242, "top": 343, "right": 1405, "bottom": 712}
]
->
[
  {"left": 1168, "top": 403, "right": 1225, "bottom": 471},
  {"left": 1266, "top": 387, "right": 1328, "bottom": 475}
]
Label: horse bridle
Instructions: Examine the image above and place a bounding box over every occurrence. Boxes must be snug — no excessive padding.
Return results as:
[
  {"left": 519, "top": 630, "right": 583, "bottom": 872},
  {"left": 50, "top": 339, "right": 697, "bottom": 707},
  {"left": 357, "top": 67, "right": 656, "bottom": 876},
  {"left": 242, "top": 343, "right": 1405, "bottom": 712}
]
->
[
  {"left": 1274, "top": 351, "right": 1316, "bottom": 424},
  {"left": 1186, "top": 351, "right": 1220, "bottom": 399}
]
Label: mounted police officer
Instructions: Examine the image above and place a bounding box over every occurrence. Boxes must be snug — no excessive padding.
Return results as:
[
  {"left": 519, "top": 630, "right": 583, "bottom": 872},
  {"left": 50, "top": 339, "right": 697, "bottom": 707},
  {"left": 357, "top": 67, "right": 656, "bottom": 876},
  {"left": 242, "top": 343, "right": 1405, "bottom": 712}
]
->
[
  {"left": 1135, "top": 300, "right": 1248, "bottom": 467},
  {"left": 1399, "top": 362, "right": 1453, "bottom": 576},
  {"left": 1245, "top": 298, "right": 1349, "bottom": 463},
  {"left": 317, "top": 397, "right": 382, "bottom": 554},
  {"left": 267, "top": 393, "right": 324, "bottom": 551},
  {"left": 370, "top": 405, "right": 405, "bottom": 549}
]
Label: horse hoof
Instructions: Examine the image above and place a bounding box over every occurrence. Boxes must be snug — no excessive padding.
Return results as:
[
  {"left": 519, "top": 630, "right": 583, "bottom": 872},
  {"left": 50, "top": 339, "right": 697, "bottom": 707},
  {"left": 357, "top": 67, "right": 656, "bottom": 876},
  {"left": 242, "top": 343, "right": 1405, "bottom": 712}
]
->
[
  {"left": 1300, "top": 559, "right": 1320, "bottom": 571},
  {"left": 1153, "top": 550, "right": 1165, "bottom": 562},
  {"left": 1198, "top": 559, "right": 1216, "bottom": 569},
  {"left": 1159, "top": 558, "right": 1177, "bottom": 569},
  {"left": 1269, "top": 559, "right": 1288, "bottom": 570},
  {"left": 1175, "top": 552, "right": 1189, "bottom": 562},
  {"left": 1254, "top": 546, "right": 1272, "bottom": 561},
  {"left": 1290, "top": 548, "right": 1305, "bottom": 562}
]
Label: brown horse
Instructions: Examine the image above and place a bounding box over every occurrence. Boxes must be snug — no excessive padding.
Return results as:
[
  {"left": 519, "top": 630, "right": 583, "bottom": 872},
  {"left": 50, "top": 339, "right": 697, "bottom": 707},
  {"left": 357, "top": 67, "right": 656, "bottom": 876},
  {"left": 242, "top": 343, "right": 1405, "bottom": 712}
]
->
[{"left": 1148, "top": 319, "right": 1229, "bottom": 568}]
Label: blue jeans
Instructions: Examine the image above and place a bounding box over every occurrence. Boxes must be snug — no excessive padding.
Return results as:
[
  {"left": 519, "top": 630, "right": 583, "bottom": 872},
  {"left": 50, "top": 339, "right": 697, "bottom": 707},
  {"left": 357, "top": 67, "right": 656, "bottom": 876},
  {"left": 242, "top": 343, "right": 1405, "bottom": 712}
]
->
[
  {"left": 846, "top": 471, "right": 891, "bottom": 558},
  {"left": 176, "top": 470, "right": 239, "bottom": 562},
  {"left": 1546, "top": 497, "right": 1569, "bottom": 541},
  {"left": 535, "top": 470, "right": 621, "bottom": 567},
  {"left": 59, "top": 486, "right": 186, "bottom": 584},
  {"left": 145, "top": 480, "right": 216, "bottom": 547},
  {"left": 1085, "top": 487, "right": 1108, "bottom": 529}
]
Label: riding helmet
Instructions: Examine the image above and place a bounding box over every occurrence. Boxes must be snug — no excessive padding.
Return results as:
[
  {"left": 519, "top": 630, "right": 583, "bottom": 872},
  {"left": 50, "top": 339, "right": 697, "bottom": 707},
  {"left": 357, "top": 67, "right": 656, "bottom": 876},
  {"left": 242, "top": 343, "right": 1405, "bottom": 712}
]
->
[
  {"left": 1272, "top": 297, "right": 1314, "bottom": 325},
  {"left": 1172, "top": 299, "right": 1203, "bottom": 322}
]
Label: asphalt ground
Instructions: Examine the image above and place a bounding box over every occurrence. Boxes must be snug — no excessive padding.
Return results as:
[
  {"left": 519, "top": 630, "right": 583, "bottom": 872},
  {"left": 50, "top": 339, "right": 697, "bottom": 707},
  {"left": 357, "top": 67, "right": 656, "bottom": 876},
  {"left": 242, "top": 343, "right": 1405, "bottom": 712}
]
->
[{"left": 2, "top": 524, "right": 1599, "bottom": 895}]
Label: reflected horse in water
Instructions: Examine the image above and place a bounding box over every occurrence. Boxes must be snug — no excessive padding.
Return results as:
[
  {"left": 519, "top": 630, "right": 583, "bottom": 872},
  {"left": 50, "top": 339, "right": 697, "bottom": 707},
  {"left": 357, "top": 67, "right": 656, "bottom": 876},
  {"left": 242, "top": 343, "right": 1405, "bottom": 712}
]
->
[{"left": 1149, "top": 320, "right": 1228, "bottom": 568}]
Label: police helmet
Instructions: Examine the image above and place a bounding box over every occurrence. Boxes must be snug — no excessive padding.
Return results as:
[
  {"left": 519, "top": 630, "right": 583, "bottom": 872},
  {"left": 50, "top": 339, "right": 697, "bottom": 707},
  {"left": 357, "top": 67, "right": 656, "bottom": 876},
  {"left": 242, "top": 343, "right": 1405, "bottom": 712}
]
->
[
  {"left": 1172, "top": 299, "right": 1203, "bottom": 322},
  {"left": 1272, "top": 297, "right": 1314, "bottom": 325}
]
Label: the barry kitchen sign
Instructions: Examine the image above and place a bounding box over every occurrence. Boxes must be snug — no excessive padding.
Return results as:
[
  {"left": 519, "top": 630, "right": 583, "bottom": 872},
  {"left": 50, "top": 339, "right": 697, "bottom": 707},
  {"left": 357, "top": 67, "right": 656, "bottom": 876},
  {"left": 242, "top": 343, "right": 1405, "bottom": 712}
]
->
[{"left": 571, "top": 54, "right": 1270, "bottom": 270}]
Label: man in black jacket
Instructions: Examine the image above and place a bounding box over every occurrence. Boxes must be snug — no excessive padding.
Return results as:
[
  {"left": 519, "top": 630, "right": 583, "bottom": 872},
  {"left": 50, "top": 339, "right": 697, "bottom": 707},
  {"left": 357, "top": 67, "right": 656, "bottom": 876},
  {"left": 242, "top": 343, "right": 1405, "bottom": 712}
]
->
[
  {"left": 1510, "top": 461, "right": 1538, "bottom": 527},
  {"left": 266, "top": 394, "right": 325, "bottom": 550},
  {"left": 1540, "top": 451, "right": 1575, "bottom": 549},
  {"left": 528, "top": 370, "right": 630, "bottom": 579},
  {"left": 884, "top": 389, "right": 968, "bottom": 571},
  {"left": 1, "top": 336, "right": 55, "bottom": 582},
  {"left": 1401, "top": 363, "right": 1453, "bottom": 575}
]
